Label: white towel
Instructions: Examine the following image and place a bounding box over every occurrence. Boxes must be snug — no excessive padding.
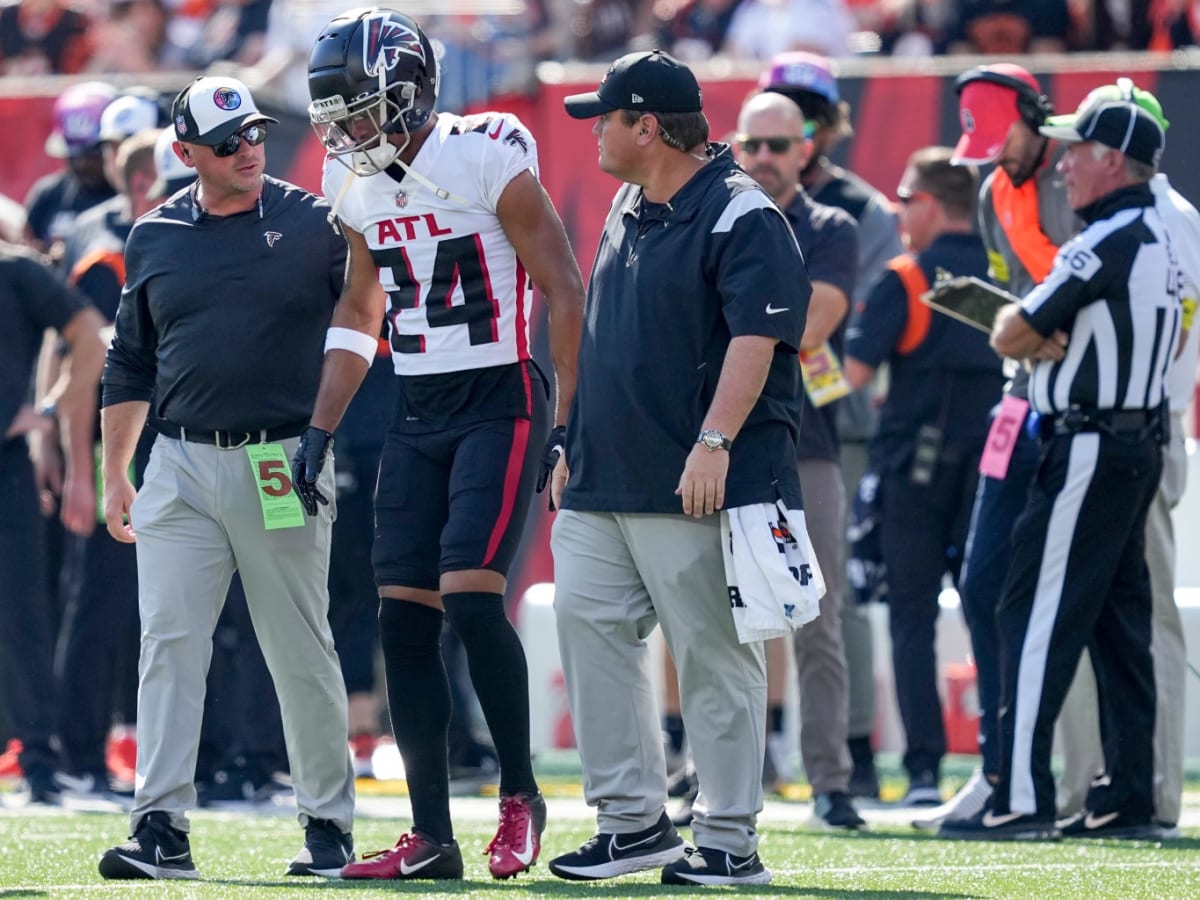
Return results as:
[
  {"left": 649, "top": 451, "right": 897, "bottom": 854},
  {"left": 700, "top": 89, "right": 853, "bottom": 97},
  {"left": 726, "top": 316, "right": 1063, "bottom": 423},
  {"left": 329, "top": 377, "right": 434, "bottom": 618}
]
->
[{"left": 721, "top": 501, "right": 824, "bottom": 644}]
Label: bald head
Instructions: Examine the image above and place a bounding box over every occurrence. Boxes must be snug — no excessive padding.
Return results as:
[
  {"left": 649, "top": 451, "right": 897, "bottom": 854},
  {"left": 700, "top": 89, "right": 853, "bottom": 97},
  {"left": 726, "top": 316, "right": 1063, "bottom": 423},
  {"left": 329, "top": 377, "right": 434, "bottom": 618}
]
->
[
  {"left": 734, "top": 91, "right": 812, "bottom": 206},
  {"left": 737, "top": 91, "right": 807, "bottom": 135}
]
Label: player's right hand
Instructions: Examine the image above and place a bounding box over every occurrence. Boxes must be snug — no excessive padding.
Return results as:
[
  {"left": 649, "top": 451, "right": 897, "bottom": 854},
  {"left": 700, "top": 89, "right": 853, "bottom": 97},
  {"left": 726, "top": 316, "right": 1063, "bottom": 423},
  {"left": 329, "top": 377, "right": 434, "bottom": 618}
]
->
[
  {"left": 536, "top": 425, "right": 566, "bottom": 510},
  {"left": 292, "top": 426, "right": 334, "bottom": 516}
]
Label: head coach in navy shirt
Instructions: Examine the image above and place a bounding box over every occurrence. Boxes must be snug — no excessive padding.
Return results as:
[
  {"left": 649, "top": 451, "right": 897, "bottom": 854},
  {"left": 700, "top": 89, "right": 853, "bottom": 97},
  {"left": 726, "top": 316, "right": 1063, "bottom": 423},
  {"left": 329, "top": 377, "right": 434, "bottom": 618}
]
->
[{"left": 546, "top": 50, "right": 810, "bottom": 887}]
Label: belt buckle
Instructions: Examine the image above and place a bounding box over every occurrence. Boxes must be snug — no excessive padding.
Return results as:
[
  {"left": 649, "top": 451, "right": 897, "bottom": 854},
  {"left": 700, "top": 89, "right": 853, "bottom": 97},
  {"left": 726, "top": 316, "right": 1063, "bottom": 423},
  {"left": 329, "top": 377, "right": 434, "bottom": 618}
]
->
[{"left": 215, "top": 430, "right": 252, "bottom": 450}]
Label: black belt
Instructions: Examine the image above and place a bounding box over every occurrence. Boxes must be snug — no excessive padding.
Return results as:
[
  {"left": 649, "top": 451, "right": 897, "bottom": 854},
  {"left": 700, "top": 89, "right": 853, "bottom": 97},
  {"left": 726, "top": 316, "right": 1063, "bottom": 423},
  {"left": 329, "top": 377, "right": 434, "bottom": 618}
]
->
[
  {"left": 152, "top": 418, "right": 308, "bottom": 449},
  {"left": 1039, "top": 407, "right": 1164, "bottom": 441}
]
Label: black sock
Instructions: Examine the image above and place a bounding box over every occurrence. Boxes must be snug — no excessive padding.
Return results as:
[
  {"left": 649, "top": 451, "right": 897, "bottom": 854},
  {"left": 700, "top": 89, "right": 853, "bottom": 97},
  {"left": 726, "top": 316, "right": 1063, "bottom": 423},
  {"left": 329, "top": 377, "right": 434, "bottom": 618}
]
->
[
  {"left": 768, "top": 705, "right": 785, "bottom": 735},
  {"left": 663, "top": 714, "right": 686, "bottom": 755},
  {"left": 379, "top": 601, "right": 453, "bottom": 844},
  {"left": 442, "top": 592, "right": 537, "bottom": 797}
]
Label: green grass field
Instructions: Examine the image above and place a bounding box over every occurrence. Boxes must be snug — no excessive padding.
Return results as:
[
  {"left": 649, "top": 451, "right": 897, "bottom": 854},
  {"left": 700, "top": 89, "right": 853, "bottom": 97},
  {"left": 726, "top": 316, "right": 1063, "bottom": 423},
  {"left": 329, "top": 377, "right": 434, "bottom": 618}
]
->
[{"left": 2, "top": 800, "right": 1197, "bottom": 898}]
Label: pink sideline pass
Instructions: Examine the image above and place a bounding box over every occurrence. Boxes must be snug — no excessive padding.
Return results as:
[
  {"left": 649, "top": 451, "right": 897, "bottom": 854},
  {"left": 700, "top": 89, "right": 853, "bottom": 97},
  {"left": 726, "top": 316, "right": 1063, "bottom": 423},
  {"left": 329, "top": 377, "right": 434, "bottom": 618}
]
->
[{"left": 979, "top": 395, "right": 1030, "bottom": 480}]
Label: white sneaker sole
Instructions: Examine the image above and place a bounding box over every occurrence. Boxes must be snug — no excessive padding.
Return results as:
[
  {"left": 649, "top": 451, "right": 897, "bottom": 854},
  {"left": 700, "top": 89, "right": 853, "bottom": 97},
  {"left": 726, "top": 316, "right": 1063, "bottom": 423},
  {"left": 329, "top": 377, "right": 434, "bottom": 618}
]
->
[
  {"left": 667, "top": 867, "right": 773, "bottom": 886},
  {"left": 550, "top": 844, "right": 686, "bottom": 881}
]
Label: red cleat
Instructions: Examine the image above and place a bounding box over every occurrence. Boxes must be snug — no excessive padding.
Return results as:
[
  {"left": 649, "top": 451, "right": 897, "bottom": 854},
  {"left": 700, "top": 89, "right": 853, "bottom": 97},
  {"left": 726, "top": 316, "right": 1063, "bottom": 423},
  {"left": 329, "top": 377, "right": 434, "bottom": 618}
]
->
[
  {"left": 106, "top": 731, "right": 137, "bottom": 785},
  {"left": 340, "top": 831, "right": 463, "bottom": 880},
  {"left": 485, "top": 792, "right": 547, "bottom": 879},
  {"left": 0, "top": 739, "right": 23, "bottom": 779}
]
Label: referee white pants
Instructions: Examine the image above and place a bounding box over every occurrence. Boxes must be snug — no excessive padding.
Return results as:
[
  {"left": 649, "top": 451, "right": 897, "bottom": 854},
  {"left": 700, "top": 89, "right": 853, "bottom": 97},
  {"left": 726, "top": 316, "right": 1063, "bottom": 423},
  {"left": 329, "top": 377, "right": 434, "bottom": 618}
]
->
[
  {"left": 1056, "top": 411, "right": 1188, "bottom": 825},
  {"left": 128, "top": 435, "right": 355, "bottom": 834},
  {"left": 551, "top": 509, "right": 766, "bottom": 857}
]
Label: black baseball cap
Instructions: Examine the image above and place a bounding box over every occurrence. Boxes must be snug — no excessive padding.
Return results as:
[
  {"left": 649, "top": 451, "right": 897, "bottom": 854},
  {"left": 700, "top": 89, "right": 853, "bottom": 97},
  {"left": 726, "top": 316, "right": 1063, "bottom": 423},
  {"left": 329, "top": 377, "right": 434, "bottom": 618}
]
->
[
  {"left": 564, "top": 50, "right": 703, "bottom": 119},
  {"left": 171, "top": 75, "right": 277, "bottom": 146},
  {"left": 1039, "top": 80, "right": 1166, "bottom": 167}
]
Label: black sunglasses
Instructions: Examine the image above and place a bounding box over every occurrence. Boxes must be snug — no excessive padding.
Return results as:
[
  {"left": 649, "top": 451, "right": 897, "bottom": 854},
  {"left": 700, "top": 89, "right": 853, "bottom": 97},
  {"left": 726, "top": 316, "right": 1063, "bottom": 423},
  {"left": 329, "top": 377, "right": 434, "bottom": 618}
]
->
[
  {"left": 735, "top": 135, "right": 803, "bottom": 154},
  {"left": 210, "top": 123, "right": 267, "bottom": 158}
]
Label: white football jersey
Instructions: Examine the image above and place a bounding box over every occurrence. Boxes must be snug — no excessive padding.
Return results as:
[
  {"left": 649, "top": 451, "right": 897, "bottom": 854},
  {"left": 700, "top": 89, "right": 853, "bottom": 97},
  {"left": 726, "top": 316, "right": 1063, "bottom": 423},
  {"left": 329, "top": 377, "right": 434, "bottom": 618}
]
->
[{"left": 324, "top": 111, "right": 539, "bottom": 375}]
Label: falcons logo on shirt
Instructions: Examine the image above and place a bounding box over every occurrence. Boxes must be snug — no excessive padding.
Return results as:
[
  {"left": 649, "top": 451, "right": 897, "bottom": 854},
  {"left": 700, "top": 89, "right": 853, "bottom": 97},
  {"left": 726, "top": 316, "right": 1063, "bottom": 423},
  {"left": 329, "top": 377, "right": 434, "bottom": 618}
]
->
[
  {"left": 504, "top": 129, "right": 529, "bottom": 154},
  {"left": 363, "top": 13, "right": 425, "bottom": 77}
]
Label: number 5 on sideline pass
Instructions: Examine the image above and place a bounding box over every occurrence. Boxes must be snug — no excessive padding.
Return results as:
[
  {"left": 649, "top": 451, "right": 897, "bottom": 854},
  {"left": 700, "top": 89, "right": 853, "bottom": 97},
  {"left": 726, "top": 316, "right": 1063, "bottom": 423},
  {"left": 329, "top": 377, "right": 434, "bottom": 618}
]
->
[
  {"left": 246, "top": 443, "right": 306, "bottom": 529},
  {"left": 979, "top": 395, "right": 1029, "bottom": 480}
]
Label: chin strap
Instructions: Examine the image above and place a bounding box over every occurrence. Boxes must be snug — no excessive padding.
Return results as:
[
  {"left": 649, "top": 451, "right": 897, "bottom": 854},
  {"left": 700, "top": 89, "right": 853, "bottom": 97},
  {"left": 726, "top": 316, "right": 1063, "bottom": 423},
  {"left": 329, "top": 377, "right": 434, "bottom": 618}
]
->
[{"left": 387, "top": 153, "right": 469, "bottom": 207}]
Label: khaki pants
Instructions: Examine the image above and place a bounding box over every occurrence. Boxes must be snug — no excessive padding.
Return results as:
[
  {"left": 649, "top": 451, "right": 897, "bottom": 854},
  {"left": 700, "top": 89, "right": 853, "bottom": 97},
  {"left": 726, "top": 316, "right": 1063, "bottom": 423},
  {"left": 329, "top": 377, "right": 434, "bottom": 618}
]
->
[
  {"left": 129, "top": 435, "right": 355, "bottom": 834},
  {"left": 793, "top": 459, "right": 853, "bottom": 794},
  {"left": 551, "top": 509, "right": 766, "bottom": 857}
]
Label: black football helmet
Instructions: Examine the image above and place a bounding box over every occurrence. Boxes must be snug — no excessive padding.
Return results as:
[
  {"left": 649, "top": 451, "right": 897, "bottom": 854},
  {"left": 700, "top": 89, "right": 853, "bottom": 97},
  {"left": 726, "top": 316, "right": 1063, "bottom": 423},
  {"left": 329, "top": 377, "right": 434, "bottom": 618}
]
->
[{"left": 307, "top": 7, "right": 439, "bottom": 172}]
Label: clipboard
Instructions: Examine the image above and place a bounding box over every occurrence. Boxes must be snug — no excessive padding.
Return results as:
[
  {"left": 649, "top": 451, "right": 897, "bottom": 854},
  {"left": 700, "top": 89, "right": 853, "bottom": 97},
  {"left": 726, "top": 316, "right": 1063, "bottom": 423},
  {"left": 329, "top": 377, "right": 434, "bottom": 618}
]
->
[{"left": 919, "top": 276, "right": 1020, "bottom": 333}]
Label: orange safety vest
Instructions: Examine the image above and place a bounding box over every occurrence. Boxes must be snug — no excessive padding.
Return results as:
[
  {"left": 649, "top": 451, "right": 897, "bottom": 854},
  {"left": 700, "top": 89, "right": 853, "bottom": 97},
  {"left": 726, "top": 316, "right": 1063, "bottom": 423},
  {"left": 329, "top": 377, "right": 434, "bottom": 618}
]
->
[
  {"left": 887, "top": 254, "right": 931, "bottom": 356},
  {"left": 990, "top": 167, "right": 1058, "bottom": 285}
]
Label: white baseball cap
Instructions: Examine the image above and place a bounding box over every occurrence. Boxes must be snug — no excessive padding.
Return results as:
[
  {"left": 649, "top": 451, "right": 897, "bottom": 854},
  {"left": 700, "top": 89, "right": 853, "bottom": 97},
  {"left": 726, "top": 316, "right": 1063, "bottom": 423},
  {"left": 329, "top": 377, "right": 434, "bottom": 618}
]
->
[
  {"left": 99, "top": 94, "right": 161, "bottom": 143},
  {"left": 170, "top": 75, "right": 277, "bottom": 146}
]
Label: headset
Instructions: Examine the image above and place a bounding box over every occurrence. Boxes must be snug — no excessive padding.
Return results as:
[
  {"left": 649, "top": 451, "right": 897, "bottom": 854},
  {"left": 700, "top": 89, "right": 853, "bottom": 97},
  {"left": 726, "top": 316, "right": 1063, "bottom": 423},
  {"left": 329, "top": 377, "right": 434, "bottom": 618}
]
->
[{"left": 954, "top": 67, "right": 1053, "bottom": 132}]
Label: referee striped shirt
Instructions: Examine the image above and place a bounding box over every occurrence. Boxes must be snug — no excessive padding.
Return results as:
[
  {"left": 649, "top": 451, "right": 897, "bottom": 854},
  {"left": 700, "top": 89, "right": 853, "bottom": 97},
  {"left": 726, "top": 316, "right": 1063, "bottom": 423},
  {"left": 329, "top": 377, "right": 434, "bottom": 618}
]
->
[{"left": 1020, "top": 183, "right": 1182, "bottom": 414}]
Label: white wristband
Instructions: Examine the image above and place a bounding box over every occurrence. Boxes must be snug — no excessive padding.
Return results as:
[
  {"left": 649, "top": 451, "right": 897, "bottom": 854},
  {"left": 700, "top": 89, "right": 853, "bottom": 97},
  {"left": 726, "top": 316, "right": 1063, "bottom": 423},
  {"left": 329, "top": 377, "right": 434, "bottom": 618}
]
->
[{"left": 324, "top": 327, "right": 378, "bottom": 365}]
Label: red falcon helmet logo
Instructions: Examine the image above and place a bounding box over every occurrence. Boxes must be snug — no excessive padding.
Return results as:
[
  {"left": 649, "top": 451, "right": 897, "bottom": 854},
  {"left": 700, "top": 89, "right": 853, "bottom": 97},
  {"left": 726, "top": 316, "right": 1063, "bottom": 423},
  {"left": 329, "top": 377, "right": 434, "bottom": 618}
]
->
[{"left": 363, "top": 13, "right": 426, "bottom": 78}]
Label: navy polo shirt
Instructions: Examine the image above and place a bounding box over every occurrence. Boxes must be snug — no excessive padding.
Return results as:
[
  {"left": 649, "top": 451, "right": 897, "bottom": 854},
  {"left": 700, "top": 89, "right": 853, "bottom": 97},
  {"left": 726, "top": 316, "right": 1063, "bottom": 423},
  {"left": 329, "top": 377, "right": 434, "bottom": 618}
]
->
[
  {"left": 562, "top": 145, "right": 811, "bottom": 514},
  {"left": 783, "top": 189, "right": 858, "bottom": 462},
  {"left": 845, "top": 232, "right": 1003, "bottom": 472}
]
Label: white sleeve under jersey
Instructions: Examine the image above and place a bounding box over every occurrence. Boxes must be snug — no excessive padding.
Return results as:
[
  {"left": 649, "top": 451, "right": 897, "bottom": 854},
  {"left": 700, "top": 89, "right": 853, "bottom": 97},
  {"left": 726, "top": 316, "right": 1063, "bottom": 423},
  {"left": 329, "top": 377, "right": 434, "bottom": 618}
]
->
[{"left": 323, "top": 111, "right": 540, "bottom": 376}]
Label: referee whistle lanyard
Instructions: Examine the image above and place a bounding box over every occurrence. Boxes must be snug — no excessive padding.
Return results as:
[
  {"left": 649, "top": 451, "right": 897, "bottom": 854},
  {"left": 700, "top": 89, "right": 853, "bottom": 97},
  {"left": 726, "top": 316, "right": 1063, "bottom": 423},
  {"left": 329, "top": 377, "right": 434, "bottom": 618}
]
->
[{"left": 990, "top": 168, "right": 1057, "bottom": 285}]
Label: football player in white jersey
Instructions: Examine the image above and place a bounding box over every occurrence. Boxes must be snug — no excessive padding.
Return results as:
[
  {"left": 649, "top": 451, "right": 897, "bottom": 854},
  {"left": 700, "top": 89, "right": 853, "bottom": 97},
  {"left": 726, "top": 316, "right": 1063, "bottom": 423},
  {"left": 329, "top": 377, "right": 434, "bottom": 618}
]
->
[{"left": 290, "top": 7, "right": 585, "bottom": 882}]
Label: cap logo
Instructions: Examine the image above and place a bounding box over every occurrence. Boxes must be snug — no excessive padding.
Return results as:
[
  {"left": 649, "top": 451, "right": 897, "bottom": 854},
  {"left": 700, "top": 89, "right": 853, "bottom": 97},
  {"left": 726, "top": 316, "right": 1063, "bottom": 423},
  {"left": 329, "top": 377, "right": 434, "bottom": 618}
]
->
[
  {"left": 961, "top": 109, "right": 976, "bottom": 134},
  {"left": 212, "top": 87, "right": 242, "bottom": 111},
  {"left": 62, "top": 112, "right": 96, "bottom": 141},
  {"left": 784, "top": 64, "right": 819, "bottom": 88},
  {"left": 363, "top": 12, "right": 425, "bottom": 78},
  {"left": 175, "top": 114, "right": 187, "bottom": 136},
  {"left": 631, "top": 93, "right": 644, "bottom": 104}
]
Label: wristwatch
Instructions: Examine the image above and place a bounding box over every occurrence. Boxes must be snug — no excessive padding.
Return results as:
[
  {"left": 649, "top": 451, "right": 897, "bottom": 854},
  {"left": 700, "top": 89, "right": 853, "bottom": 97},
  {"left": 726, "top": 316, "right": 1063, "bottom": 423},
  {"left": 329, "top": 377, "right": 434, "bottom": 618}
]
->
[{"left": 696, "top": 429, "right": 732, "bottom": 452}]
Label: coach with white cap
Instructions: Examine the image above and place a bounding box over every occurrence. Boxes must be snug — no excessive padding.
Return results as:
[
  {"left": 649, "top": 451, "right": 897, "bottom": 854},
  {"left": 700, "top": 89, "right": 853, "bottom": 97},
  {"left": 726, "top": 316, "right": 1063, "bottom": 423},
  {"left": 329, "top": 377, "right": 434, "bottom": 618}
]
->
[{"left": 97, "top": 75, "right": 355, "bottom": 880}]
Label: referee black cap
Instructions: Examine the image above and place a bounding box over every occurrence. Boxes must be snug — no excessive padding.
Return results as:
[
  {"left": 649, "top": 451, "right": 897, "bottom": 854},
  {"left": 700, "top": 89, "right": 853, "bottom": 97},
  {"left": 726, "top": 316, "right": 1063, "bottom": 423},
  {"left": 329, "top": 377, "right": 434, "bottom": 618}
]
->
[
  {"left": 564, "top": 50, "right": 702, "bottom": 119},
  {"left": 1039, "top": 78, "right": 1167, "bottom": 167}
]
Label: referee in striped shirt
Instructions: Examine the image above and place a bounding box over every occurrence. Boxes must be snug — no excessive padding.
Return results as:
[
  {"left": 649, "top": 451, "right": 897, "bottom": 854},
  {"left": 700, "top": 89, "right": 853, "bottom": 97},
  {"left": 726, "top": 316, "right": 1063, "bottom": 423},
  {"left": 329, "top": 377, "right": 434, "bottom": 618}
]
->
[{"left": 942, "top": 82, "right": 1181, "bottom": 842}]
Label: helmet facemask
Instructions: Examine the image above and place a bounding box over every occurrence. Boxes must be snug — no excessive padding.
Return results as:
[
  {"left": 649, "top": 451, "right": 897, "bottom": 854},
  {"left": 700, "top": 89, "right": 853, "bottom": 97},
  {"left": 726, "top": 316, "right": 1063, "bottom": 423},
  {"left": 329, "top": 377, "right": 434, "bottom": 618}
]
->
[{"left": 308, "top": 8, "right": 438, "bottom": 178}]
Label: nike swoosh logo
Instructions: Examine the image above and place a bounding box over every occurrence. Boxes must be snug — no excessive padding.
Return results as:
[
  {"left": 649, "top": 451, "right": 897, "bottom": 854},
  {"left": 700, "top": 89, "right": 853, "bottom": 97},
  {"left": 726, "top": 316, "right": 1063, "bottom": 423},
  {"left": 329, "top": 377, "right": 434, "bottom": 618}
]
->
[
  {"left": 513, "top": 819, "right": 535, "bottom": 866},
  {"left": 610, "top": 829, "right": 663, "bottom": 853},
  {"left": 399, "top": 854, "right": 439, "bottom": 875},
  {"left": 156, "top": 847, "right": 190, "bottom": 863},
  {"left": 765, "top": 304, "right": 789, "bottom": 315},
  {"left": 1084, "top": 811, "right": 1120, "bottom": 830},
  {"left": 982, "top": 810, "right": 1024, "bottom": 828},
  {"left": 729, "top": 855, "right": 756, "bottom": 870},
  {"left": 489, "top": 120, "right": 503, "bottom": 140}
]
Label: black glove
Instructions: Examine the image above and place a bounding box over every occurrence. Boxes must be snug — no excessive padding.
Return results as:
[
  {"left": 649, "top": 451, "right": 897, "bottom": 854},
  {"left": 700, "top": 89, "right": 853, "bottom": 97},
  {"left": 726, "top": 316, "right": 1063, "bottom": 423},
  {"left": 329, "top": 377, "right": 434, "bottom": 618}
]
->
[
  {"left": 291, "top": 426, "right": 334, "bottom": 516},
  {"left": 536, "top": 425, "right": 566, "bottom": 510}
]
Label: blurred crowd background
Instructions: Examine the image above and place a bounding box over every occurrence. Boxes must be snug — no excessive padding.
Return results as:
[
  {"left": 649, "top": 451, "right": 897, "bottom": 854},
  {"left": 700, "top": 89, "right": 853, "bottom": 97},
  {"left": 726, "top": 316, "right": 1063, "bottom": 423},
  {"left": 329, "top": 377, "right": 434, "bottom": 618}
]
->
[{"left": 5, "top": 0, "right": 1200, "bottom": 111}]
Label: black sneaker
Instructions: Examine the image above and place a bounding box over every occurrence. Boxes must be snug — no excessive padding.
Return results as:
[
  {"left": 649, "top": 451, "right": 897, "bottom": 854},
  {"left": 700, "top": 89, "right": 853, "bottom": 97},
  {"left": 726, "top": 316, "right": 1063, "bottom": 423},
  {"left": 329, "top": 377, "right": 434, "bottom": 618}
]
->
[
  {"left": 661, "top": 846, "right": 772, "bottom": 886},
  {"left": 549, "top": 811, "right": 686, "bottom": 881},
  {"left": 98, "top": 811, "right": 200, "bottom": 880},
  {"left": 286, "top": 818, "right": 354, "bottom": 877},
  {"left": 900, "top": 771, "right": 942, "bottom": 807},
  {"left": 670, "top": 773, "right": 699, "bottom": 828},
  {"left": 1058, "top": 810, "right": 1163, "bottom": 841},
  {"left": 938, "top": 806, "right": 1060, "bottom": 841},
  {"left": 847, "top": 737, "right": 880, "bottom": 800},
  {"left": 25, "top": 766, "right": 61, "bottom": 806},
  {"left": 810, "top": 791, "right": 866, "bottom": 830}
]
